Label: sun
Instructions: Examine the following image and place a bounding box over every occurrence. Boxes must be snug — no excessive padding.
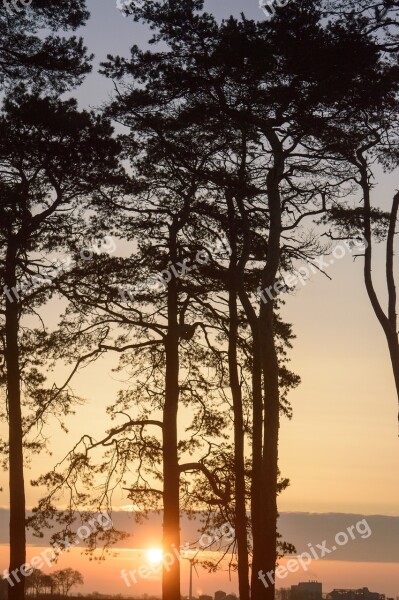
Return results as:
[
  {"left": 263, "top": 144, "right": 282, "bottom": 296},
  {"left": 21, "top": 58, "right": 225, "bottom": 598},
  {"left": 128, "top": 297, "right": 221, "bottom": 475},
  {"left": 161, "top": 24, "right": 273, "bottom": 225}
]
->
[{"left": 146, "top": 547, "right": 163, "bottom": 564}]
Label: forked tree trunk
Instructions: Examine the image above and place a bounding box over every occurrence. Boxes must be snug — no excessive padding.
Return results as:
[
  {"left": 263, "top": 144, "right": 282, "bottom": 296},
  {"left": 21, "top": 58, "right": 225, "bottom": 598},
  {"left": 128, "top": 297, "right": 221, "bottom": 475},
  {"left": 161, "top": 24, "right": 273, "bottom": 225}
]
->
[
  {"left": 5, "top": 246, "right": 26, "bottom": 600},
  {"left": 358, "top": 153, "right": 399, "bottom": 429},
  {"left": 236, "top": 250, "right": 279, "bottom": 600}
]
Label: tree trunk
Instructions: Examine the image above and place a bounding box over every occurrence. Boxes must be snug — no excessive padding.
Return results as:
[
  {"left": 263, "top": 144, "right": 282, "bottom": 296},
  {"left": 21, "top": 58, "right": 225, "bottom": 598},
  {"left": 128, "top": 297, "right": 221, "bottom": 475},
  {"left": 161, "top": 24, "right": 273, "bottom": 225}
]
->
[
  {"left": 385, "top": 192, "right": 399, "bottom": 413},
  {"left": 251, "top": 133, "right": 283, "bottom": 600},
  {"left": 162, "top": 226, "right": 181, "bottom": 600},
  {"left": 249, "top": 329, "right": 264, "bottom": 598},
  {"left": 5, "top": 246, "right": 26, "bottom": 600},
  {"left": 255, "top": 303, "right": 280, "bottom": 600},
  {"left": 387, "top": 332, "right": 399, "bottom": 408},
  {"left": 358, "top": 154, "right": 399, "bottom": 428},
  {"left": 234, "top": 173, "right": 275, "bottom": 600},
  {"left": 227, "top": 196, "right": 250, "bottom": 600}
]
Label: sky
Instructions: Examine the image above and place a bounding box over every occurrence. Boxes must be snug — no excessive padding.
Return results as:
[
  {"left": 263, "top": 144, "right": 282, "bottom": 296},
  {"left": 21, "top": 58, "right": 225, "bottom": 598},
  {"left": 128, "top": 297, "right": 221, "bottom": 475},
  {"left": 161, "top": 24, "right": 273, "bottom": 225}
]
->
[
  {"left": 72, "top": 0, "right": 399, "bottom": 518},
  {"left": 1, "top": 0, "right": 399, "bottom": 596},
  {"left": 1, "top": 510, "right": 398, "bottom": 596},
  {"left": 70, "top": 0, "right": 399, "bottom": 517}
]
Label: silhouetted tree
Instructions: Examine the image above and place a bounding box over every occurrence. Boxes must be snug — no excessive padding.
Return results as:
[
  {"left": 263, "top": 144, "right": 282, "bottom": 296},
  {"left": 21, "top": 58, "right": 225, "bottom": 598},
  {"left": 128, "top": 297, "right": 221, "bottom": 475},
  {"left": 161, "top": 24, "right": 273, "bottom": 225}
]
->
[
  {"left": 27, "top": 113, "right": 234, "bottom": 600},
  {"left": 25, "top": 568, "right": 43, "bottom": 597},
  {"left": 101, "top": 2, "right": 394, "bottom": 598},
  {"left": 318, "top": 106, "right": 399, "bottom": 429},
  {"left": 25, "top": 568, "right": 83, "bottom": 597},
  {"left": 0, "top": 0, "right": 91, "bottom": 92},
  {"left": 0, "top": 92, "right": 121, "bottom": 600},
  {"left": 53, "top": 569, "right": 83, "bottom": 596},
  {"left": 19, "top": 5, "right": 399, "bottom": 600},
  {"left": 324, "top": 0, "right": 399, "bottom": 51}
]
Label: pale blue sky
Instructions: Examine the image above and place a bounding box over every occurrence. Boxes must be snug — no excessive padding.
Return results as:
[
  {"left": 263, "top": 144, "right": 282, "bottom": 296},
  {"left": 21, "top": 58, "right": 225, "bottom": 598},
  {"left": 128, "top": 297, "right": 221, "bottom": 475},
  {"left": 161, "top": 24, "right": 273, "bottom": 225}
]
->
[{"left": 74, "top": 0, "right": 265, "bottom": 109}]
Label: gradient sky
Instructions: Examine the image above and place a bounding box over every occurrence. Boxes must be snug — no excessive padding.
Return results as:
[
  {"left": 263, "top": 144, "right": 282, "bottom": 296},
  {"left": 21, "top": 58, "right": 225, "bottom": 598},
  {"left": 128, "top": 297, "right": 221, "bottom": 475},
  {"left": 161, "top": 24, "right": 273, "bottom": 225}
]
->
[
  {"left": 1, "top": 0, "right": 399, "bottom": 596},
  {"left": 59, "top": 0, "right": 399, "bottom": 516}
]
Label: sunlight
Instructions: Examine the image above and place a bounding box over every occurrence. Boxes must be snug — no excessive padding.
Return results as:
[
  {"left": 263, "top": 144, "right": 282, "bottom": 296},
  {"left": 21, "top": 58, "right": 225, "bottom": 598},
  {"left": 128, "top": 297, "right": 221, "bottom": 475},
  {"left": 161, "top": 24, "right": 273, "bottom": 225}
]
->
[{"left": 146, "top": 547, "right": 163, "bottom": 564}]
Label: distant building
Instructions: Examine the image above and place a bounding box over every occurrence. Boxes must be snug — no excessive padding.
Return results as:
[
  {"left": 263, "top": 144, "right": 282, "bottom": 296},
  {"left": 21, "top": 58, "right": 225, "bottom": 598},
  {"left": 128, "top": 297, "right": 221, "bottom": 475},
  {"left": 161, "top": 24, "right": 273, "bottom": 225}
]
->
[
  {"left": 276, "top": 588, "right": 291, "bottom": 600},
  {"left": 215, "top": 592, "right": 227, "bottom": 600},
  {"left": 328, "top": 589, "right": 385, "bottom": 600},
  {"left": 200, "top": 595, "right": 213, "bottom": 600},
  {"left": 225, "top": 595, "right": 238, "bottom": 600},
  {"left": 292, "top": 581, "right": 323, "bottom": 600}
]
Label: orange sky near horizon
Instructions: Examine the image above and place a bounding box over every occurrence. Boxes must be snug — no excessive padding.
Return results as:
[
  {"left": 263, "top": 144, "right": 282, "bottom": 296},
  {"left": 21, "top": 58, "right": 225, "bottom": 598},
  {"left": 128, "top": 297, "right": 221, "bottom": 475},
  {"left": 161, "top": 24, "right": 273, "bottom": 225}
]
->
[{"left": 1, "top": 546, "right": 398, "bottom": 598}]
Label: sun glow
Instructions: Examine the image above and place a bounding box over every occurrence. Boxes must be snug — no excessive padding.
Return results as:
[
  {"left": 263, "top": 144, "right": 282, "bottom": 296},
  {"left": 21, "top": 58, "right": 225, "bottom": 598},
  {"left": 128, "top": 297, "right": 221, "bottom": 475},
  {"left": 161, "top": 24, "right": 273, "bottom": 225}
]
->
[{"left": 146, "top": 547, "right": 163, "bottom": 564}]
